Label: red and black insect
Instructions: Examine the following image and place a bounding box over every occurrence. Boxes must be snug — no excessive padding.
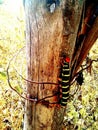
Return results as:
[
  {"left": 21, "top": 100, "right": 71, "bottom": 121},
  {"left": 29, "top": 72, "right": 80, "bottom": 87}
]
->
[
  {"left": 27, "top": 57, "right": 71, "bottom": 107},
  {"left": 60, "top": 57, "right": 70, "bottom": 106}
]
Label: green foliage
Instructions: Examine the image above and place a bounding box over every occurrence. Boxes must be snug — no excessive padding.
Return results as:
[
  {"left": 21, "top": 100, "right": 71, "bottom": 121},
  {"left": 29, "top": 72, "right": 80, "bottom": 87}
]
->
[
  {"left": 0, "top": 2, "right": 25, "bottom": 129},
  {"left": 64, "top": 39, "right": 98, "bottom": 130}
]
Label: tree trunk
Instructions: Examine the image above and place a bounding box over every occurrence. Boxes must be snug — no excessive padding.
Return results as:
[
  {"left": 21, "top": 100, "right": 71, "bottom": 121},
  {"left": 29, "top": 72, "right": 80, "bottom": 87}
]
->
[
  {"left": 75, "top": 17, "right": 98, "bottom": 73},
  {"left": 71, "top": 3, "right": 98, "bottom": 78},
  {"left": 23, "top": 0, "right": 84, "bottom": 130}
]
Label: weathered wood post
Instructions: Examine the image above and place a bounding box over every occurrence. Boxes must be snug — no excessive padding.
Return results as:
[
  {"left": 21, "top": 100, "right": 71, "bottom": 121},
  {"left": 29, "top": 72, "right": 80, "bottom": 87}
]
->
[{"left": 23, "top": 0, "right": 84, "bottom": 129}]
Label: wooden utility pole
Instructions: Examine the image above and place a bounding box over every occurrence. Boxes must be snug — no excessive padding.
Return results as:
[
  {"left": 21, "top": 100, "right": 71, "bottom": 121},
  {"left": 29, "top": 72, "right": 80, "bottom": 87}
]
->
[{"left": 23, "top": 0, "right": 84, "bottom": 130}]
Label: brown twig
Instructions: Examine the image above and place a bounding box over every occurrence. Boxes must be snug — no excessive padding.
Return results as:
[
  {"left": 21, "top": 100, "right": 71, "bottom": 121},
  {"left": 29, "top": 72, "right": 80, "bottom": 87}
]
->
[
  {"left": 7, "top": 59, "right": 35, "bottom": 102},
  {"left": 6, "top": 47, "right": 59, "bottom": 103},
  {"left": 14, "top": 67, "right": 58, "bottom": 85},
  {"left": 71, "top": 59, "right": 98, "bottom": 85}
]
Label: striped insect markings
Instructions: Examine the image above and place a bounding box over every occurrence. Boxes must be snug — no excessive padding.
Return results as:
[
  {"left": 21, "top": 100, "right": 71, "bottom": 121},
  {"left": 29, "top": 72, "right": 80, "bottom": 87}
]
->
[{"left": 61, "top": 57, "right": 70, "bottom": 106}]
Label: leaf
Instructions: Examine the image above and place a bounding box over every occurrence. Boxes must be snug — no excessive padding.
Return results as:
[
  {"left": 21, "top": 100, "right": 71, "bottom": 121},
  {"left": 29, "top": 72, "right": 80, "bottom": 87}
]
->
[
  {"left": 0, "top": 71, "right": 6, "bottom": 77},
  {"left": 15, "top": 86, "right": 23, "bottom": 94},
  {"left": 79, "top": 108, "right": 87, "bottom": 118}
]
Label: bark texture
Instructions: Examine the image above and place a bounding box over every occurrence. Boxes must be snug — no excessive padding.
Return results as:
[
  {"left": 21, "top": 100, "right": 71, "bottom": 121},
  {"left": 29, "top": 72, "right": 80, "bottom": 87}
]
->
[
  {"left": 71, "top": 2, "right": 98, "bottom": 78},
  {"left": 24, "top": 0, "right": 84, "bottom": 130}
]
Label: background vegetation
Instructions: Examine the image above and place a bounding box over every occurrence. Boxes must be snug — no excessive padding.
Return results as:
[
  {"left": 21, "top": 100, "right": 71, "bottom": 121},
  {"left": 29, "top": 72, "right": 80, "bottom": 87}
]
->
[
  {"left": 64, "top": 39, "right": 98, "bottom": 130},
  {"left": 0, "top": 1, "right": 98, "bottom": 130},
  {"left": 0, "top": 1, "right": 25, "bottom": 129}
]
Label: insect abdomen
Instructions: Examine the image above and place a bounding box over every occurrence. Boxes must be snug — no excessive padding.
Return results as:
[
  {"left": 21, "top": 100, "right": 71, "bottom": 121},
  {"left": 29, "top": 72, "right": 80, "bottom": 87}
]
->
[{"left": 61, "top": 61, "right": 70, "bottom": 106}]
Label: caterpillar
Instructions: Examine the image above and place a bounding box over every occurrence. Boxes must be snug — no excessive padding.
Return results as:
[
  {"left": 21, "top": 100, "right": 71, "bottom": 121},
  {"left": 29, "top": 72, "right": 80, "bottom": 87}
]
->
[{"left": 61, "top": 57, "right": 70, "bottom": 106}]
